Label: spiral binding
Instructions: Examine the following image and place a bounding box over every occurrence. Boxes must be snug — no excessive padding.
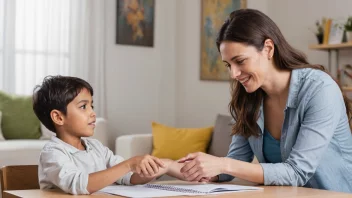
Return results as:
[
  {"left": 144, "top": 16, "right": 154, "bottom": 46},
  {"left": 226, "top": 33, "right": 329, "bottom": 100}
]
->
[{"left": 144, "top": 184, "right": 204, "bottom": 194}]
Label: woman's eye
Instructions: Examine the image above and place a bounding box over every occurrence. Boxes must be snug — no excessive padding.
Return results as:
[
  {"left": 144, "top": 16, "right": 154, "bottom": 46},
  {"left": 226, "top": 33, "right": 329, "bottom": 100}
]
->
[
  {"left": 91, "top": 105, "right": 94, "bottom": 109},
  {"left": 237, "top": 59, "right": 245, "bottom": 65},
  {"left": 225, "top": 64, "right": 230, "bottom": 68},
  {"left": 80, "top": 105, "right": 86, "bottom": 109}
]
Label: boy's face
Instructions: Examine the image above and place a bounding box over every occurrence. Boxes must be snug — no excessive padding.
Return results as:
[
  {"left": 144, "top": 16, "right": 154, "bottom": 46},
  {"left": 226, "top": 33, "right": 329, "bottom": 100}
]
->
[{"left": 62, "top": 88, "right": 96, "bottom": 137}]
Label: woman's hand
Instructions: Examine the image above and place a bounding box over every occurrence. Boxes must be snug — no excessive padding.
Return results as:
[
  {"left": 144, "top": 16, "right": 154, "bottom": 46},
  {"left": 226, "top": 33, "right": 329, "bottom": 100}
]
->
[
  {"left": 198, "top": 176, "right": 219, "bottom": 182},
  {"left": 128, "top": 155, "right": 165, "bottom": 177},
  {"left": 178, "top": 152, "right": 225, "bottom": 182}
]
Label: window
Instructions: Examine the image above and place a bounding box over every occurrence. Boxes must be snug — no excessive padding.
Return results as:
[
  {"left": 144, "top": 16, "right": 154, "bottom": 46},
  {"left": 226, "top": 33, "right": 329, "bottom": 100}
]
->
[
  {"left": 0, "top": 0, "right": 4, "bottom": 90},
  {"left": 0, "top": 0, "right": 71, "bottom": 95}
]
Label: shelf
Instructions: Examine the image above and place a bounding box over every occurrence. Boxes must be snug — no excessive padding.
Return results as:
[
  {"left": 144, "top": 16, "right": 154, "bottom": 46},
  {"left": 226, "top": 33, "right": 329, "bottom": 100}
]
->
[
  {"left": 309, "top": 43, "right": 352, "bottom": 92},
  {"left": 309, "top": 42, "right": 352, "bottom": 50},
  {"left": 342, "top": 86, "right": 352, "bottom": 92}
]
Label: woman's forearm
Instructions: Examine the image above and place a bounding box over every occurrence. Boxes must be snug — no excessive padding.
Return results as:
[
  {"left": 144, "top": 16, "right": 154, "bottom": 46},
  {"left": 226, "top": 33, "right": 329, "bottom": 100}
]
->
[
  {"left": 222, "top": 158, "right": 264, "bottom": 184},
  {"left": 166, "top": 160, "right": 187, "bottom": 180}
]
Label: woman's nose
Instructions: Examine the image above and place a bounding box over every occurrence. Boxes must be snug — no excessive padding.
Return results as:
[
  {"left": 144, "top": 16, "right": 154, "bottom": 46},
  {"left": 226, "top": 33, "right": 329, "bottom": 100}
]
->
[{"left": 230, "top": 65, "right": 241, "bottom": 79}]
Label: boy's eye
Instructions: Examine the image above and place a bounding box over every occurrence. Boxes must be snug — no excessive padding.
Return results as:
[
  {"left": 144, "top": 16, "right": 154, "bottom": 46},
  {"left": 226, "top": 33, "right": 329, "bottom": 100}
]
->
[
  {"left": 91, "top": 105, "right": 94, "bottom": 109},
  {"left": 80, "top": 104, "right": 86, "bottom": 109}
]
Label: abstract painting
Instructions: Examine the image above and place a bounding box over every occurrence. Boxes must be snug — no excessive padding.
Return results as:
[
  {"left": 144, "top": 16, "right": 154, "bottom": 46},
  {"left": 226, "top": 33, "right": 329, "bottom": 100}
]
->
[
  {"left": 116, "top": 0, "right": 154, "bottom": 47},
  {"left": 200, "top": 0, "right": 247, "bottom": 81}
]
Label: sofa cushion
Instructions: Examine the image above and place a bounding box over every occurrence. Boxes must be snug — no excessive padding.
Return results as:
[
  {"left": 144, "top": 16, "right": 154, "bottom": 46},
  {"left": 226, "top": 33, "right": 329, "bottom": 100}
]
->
[
  {"left": 151, "top": 122, "right": 213, "bottom": 160},
  {"left": 0, "top": 111, "right": 5, "bottom": 140},
  {"left": 0, "top": 91, "right": 41, "bottom": 139},
  {"left": 0, "top": 140, "right": 48, "bottom": 168},
  {"left": 0, "top": 139, "right": 48, "bottom": 150},
  {"left": 207, "top": 114, "right": 233, "bottom": 157}
]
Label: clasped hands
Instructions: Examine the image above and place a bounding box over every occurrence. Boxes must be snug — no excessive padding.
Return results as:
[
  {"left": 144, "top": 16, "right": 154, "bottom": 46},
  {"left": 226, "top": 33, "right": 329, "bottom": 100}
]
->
[
  {"left": 178, "top": 152, "right": 224, "bottom": 182},
  {"left": 129, "top": 152, "right": 224, "bottom": 182},
  {"left": 128, "top": 154, "right": 167, "bottom": 178}
]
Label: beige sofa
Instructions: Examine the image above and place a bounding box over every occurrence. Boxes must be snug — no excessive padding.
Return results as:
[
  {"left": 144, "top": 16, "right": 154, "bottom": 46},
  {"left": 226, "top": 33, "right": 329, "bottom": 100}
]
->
[
  {"left": 0, "top": 118, "right": 108, "bottom": 168},
  {"left": 115, "top": 114, "right": 234, "bottom": 160},
  {"left": 115, "top": 114, "right": 259, "bottom": 181},
  {"left": 114, "top": 115, "right": 258, "bottom": 181}
]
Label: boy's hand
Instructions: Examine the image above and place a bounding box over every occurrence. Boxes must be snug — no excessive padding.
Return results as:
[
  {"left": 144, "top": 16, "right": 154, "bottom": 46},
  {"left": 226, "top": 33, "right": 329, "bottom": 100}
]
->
[
  {"left": 138, "top": 158, "right": 172, "bottom": 178},
  {"left": 128, "top": 155, "right": 165, "bottom": 177}
]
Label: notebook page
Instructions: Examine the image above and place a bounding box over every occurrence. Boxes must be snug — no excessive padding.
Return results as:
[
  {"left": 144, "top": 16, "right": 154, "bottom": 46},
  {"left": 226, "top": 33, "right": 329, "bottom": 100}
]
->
[
  {"left": 99, "top": 185, "right": 203, "bottom": 197},
  {"left": 145, "top": 183, "right": 263, "bottom": 194},
  {"left": 99, "top": 184, "right": 263, "bottom": 197}
]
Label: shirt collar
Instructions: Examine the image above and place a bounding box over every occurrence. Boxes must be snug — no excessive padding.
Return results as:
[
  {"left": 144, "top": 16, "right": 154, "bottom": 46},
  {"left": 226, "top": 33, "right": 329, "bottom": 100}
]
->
[
  {"left": 257, "top": 69, "right": 301, "bottom": 134},
  {"left": 286, "top": 69, "right": 301, "bottom": 108},
  {"left": 51, "top": 136, "right": 91, "bottom": 153},
  {"left": 257, "top": 104, "right": 264, "bottom": 134}
]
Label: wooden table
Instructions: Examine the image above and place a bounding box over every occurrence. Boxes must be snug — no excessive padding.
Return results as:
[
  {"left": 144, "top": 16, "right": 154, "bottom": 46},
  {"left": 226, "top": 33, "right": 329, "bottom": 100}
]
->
[{"left": 4, "top": 179, "right": 352, "bottom": 198}]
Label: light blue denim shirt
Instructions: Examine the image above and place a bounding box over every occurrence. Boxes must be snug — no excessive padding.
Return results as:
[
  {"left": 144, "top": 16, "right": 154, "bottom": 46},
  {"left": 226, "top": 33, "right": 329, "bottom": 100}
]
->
[{"left": 219, "top": 68, "right": 352, "bottom": 193}]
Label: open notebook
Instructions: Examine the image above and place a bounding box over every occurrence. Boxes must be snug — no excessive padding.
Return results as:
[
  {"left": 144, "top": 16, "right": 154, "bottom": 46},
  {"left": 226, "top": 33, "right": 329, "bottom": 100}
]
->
[
  {"left": 99, "top": 183, "right": 262, "bottom": 197},
  {"left": 145, "top": 183, "right": 262, "bottom": 194}
]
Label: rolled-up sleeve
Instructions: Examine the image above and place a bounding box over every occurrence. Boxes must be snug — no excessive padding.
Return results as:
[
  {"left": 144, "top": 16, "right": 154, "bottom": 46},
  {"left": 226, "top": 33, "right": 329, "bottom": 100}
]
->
[
  {"left": 102, "top": 143, "right": 133, "bottom": 185},
  {"left": 109, "top": 155, "right": 133, "bottom": 185},
  {"left": 39, "top": 145, "right": 90, "bottom": 195},
  {"left": 218, "top": 134, "right": 254, "bottom": 182},
  {"left": 261, "top": 82, "right": 342, "bottom": 186}
]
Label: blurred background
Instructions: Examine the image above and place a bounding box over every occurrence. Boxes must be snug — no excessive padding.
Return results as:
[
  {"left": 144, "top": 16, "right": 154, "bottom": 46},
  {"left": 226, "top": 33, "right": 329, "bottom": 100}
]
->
[{"left": 0, "top": 0, "right": 351, "bottom": 150}]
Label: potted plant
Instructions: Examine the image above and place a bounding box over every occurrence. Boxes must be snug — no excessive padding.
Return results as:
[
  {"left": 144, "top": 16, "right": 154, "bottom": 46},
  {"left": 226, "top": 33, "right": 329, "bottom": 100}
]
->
[
  {"left": 345, "top": 16, "right": 352, "bottom": 43},
  {"left": 312, "top": 18, "right": 325, "bottom": 44}
]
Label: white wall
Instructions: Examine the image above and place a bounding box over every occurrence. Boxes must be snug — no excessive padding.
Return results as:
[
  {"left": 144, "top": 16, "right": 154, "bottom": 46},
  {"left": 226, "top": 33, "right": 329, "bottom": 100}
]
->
[
  {"left": 175, "top": 0, "right": 269, "bottom": 128},
  {"left": 104, "top": 0, "right": 352, "bottom": 150},
  {"left": 174, "top": 0, "right": 352, "bottom": 128},
  {"left": 267, "top": 0, "right": 352, "bottom": 77},
  {"left": 105, "top": 0, "right": 177, "bottom": 149}
]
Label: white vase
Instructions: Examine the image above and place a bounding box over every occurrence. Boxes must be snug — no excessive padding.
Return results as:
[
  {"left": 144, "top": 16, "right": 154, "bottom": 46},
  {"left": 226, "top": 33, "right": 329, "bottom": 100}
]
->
[{"left": 347, "top": 31, "right": 352, "bottom": 43}]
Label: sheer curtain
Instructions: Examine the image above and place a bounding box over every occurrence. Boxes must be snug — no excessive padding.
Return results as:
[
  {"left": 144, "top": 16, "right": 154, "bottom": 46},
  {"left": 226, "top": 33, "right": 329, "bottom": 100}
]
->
[{"left": 0, "top": 0, "right": 106, "bottom": 117}]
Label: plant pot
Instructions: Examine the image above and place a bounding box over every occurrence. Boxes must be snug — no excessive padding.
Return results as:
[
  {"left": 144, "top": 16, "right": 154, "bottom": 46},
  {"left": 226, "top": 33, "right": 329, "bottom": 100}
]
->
[
  {"left": 316, "top": 34, "right": 323, "bottom": 44},
  {"left": 346, "top": 31, "right": 352, "bottom": 43}
]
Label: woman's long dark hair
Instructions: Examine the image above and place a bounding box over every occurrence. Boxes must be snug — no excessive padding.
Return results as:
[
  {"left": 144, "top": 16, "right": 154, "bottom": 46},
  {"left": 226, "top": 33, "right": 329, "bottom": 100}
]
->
[{"left": 216, "top": 9, "right": 352, "bottom": 138}]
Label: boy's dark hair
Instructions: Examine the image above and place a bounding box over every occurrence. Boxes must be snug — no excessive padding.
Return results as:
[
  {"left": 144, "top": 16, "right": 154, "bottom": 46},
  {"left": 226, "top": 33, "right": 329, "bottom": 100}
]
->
[{"left": 33, "top": 75, "right": 94, "bottom": 133}]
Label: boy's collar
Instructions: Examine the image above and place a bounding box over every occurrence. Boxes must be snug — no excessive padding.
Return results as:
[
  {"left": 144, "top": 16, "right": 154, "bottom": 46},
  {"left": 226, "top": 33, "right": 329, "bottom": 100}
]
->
[{"left": 51, "top": 136, "right": 92, "bottom": 153}]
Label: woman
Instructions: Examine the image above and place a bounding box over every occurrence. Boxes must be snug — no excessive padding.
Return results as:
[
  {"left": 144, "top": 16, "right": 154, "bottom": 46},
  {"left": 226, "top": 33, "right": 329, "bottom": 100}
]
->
[{"left": 178, "top": 9, "right": 352, "bottom": 193}]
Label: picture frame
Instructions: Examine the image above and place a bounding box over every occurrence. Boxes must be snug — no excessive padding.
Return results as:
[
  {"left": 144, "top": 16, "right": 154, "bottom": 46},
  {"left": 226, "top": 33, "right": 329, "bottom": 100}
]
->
[
  {"left": 116, "top": 0, "right": 155, "bottom": 47},
  {"left": 200, "top": 0, "right": 247, "bottom": 81}
]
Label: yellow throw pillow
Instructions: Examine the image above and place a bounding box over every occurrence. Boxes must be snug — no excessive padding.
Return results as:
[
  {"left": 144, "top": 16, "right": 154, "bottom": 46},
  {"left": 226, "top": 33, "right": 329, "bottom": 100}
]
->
[{"left": 151, "top": 122, "right": 213, "bottom": 160}]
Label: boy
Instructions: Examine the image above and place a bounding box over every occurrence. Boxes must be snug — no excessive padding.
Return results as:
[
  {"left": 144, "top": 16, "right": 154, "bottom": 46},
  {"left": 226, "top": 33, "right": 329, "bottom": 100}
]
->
[{"left": 33, "top": 76, "right": 184, "bottom": 195}]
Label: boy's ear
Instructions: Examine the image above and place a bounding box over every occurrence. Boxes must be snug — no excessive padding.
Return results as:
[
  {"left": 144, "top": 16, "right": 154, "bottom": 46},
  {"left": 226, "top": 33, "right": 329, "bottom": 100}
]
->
[{"left": 50, "top": 110, "right": 65, "bottom": 126}]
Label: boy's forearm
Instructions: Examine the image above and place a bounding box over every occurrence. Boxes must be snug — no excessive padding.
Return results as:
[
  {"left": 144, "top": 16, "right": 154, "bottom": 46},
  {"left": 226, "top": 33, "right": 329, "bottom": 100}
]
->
[
  {"left": 130, "top": 173, "right": 155, "bottom": 184},
  {"left": 87, "top": 160, "right": 130, "bottom": 194}
]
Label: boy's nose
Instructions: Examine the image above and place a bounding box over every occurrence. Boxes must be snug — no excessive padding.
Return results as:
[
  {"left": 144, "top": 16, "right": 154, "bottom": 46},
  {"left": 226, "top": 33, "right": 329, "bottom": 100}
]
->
[{"left": 90, "top": 110, "right": 96, "bottom": 117}]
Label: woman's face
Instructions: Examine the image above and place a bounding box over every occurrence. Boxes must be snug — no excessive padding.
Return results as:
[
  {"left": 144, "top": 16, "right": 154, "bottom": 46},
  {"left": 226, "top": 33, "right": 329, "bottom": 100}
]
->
[{"left": 219, "top": 40, "right": 272, "bottom": 93}]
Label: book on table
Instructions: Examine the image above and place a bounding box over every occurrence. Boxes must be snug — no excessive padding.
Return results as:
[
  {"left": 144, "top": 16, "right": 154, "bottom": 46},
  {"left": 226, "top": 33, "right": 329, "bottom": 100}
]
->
[{"left": 99, "top": 183, "right": 263, "bottom": 197}]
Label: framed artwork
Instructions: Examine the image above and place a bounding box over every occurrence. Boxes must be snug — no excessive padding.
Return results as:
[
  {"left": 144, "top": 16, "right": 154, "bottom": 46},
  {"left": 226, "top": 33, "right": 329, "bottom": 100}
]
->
[
  {"left": 116, "top": 0, "right": 155, "bottom": 47},
  {"left": 200, "top": 0, "right": 247, "bottom": 81}
]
